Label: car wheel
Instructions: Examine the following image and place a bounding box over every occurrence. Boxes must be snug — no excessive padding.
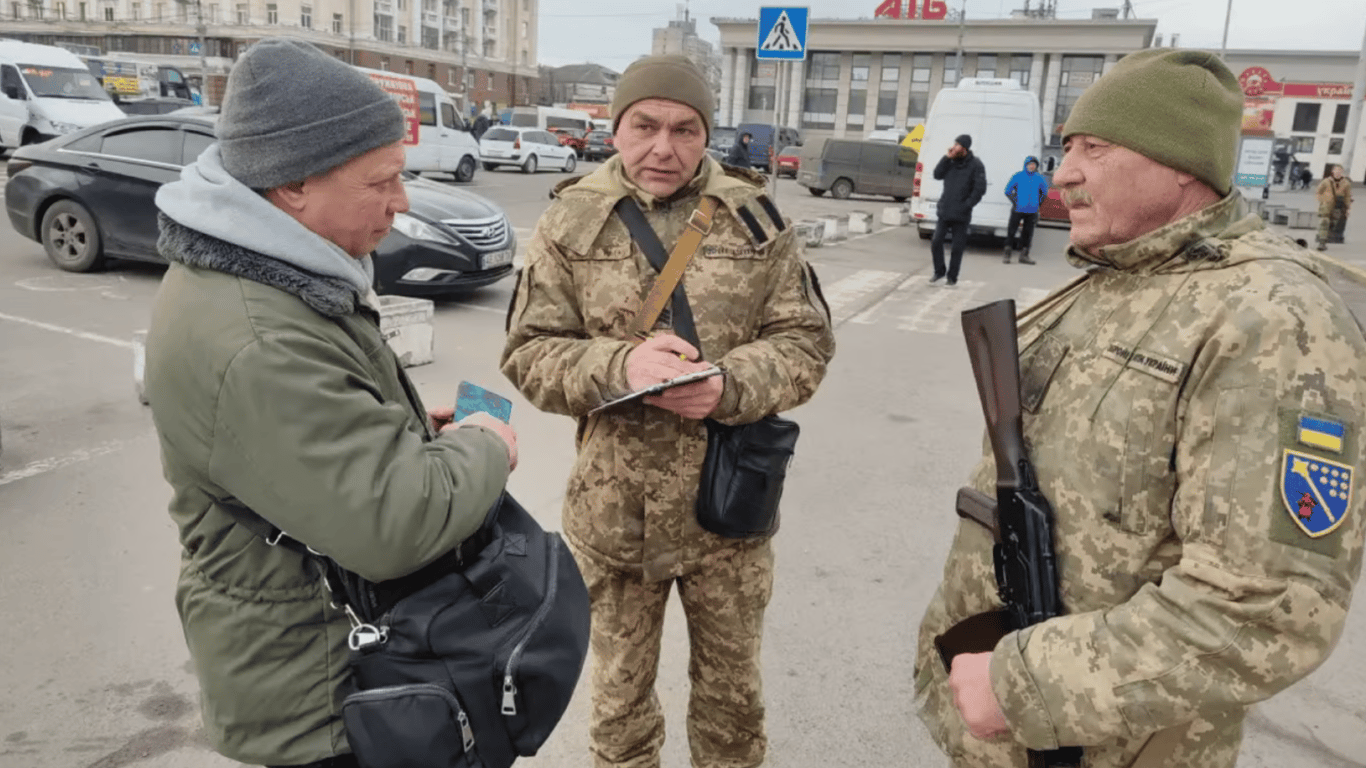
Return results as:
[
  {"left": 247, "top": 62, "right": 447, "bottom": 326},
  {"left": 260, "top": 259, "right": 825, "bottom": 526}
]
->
[
  {"left": 41, "top": 200, "right": 104, "bottom": 272},
  {"left": 563, "top": 154, "right": 576, "bottom": 173},
  {"left": 483, "top": 162, "right": 498, "bottom": 172},
  {"left": 808, "top": 188, "right": 826, "bottom": 197},
  {"left": 831, "top": 178, "right": 854, "bottom": 199},
  {"left": 455, "top": 156, "right": 477, "bottom": 182},
  {"left": 893, "top": 196, "right": 908, "bottom": 203},
  {"left": 918, "top": 226, "right": 933, "bottom": 240},
  {"left": 522, "top": 155, "right": 538, "bottom": 174}
]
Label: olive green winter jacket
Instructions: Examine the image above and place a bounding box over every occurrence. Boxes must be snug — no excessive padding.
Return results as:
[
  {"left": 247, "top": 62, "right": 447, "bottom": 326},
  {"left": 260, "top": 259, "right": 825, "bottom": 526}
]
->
[{"left": 145, "top": 215, "right": 509, "bottom": 766}]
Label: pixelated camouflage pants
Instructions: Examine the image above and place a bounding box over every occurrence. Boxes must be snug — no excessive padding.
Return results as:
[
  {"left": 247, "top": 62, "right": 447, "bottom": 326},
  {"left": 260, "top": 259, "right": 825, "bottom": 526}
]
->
[
  {"left": 572, "top": 539, "right": 775, "bottom": 768},
  {"left": 1318, "top": 201, "right": 1348, "bottom": 244}
]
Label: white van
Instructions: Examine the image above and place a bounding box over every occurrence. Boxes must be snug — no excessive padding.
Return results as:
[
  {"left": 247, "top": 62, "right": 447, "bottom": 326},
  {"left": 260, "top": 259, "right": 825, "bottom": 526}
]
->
[
  {"left": 359, "top": 67, "right": 481, "bottom": 182},
  {"left": 910, "top": 78, "right": 1043, "bottom": 239},
  {"left": 0, "top": 40, "right": 125, "bottom": 150},
  {"left": 507, "top": 106, "right": 594, "bottom": 133}
]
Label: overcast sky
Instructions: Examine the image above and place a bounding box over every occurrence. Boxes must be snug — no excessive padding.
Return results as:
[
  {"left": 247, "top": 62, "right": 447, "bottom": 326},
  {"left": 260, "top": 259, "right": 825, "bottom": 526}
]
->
[{"left": 536, "top": 0, "right": 1366, "bottom": 70}]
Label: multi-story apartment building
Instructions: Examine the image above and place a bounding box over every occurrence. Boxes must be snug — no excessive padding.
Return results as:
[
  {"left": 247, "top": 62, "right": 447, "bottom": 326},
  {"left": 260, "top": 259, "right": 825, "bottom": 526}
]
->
[
  {"left": 651, "top": 13, "right": 720, "bottom": 108},
  {"left": 0, "top": 0, "right": 538, "bottom": 113}
]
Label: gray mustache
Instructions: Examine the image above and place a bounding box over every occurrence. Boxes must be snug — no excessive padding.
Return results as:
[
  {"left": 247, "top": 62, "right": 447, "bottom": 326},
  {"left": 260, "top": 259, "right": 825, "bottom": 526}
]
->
[{"left": 1062, "top": 189, "right": 1094, "bottom": 207}]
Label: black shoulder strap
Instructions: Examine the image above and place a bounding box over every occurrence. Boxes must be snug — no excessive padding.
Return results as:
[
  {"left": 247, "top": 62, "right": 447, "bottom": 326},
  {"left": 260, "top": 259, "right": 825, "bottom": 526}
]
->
[{"left": 612, "top": 197, "right": 703, "bottom": 355}]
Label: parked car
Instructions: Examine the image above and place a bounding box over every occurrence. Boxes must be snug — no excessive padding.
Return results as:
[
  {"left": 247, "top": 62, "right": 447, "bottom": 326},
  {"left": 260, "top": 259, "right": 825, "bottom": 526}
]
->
[
  {"left": 3, "top": 115, "right": 516, "bottom": 294},
  {"left": 710, "top": 125, "right": 738, "bottom": 153},
  {"left": 583, "top": 130, "right": 616, "bottom": 162},
  {"left": 734, "top": 123, "right": 802, "bottom": 170},
  {"left": 117, "top": 97, "right": 196, "bottom": 115},
  {"left": 547, "top": 126, "right": 587, "bottom": 157},
  {"left": 1038, "top": 171, "right": 1070, "bottom": 227},
  {"left": 797, "top": 138, "right": 916, "bottom": 201},
  {"left": 775, "top": 145, "right": 800, "bottom": 178},
  {"left": 479, "top": 126, "right": 578, "bottom": 174}
]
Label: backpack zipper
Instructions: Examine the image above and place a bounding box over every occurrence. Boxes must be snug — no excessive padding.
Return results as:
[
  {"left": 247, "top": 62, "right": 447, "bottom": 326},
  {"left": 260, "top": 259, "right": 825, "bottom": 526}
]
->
[{"left": 501, "top": 535, "right": 562, "bottom": 716}]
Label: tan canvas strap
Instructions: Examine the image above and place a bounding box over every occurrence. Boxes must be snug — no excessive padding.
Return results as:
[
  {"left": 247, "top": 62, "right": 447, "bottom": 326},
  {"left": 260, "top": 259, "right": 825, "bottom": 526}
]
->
[{"left": 626, "top": 197, "right": 720, "bottom": 341}]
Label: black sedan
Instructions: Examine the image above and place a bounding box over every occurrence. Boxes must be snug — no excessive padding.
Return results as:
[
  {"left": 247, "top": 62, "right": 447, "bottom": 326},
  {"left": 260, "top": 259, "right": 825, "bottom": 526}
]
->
[{"left": 4, "top": 115, "right": 515, "bottom": 295}]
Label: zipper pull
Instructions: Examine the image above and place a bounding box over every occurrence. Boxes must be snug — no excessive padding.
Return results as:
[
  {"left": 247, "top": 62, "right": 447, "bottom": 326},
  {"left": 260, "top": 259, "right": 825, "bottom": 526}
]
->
[
  {"left": 501, "top": 674, "right": 518, "bottom": 716},
  {"left": 457, "top": 709, "right": 475, "bottom": 752}
]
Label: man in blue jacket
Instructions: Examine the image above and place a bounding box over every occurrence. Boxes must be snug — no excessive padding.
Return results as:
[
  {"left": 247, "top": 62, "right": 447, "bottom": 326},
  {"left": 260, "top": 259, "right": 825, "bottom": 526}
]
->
[{"left": 1003, "top": 155, "right": 1048, "bottom": 264}]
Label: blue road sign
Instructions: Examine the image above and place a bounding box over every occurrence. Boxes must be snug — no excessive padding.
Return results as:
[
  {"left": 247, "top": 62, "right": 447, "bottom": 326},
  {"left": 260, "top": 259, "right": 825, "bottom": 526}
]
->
[
  {"left": 190, "top": 41, "right": 202, "bottom": 55},
  {"left": 756, "top": 7, "right": 808, "bottom": 61}
]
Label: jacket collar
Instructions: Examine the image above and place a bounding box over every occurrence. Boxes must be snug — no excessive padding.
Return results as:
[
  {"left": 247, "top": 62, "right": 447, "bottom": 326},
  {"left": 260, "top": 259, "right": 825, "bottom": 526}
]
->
[
  {"left": 158, "top": 214, "right": 360, "bottom": 317},
  {"left": 1065, "top": 192, "right": 1261, "bottom": 274}
]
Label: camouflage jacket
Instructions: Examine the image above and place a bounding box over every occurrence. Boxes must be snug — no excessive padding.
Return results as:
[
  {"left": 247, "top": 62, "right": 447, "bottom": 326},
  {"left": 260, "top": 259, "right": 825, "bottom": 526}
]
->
[
  {"left": 500, "top": 156, "right": 835, "bottom": 581},
  {"left": 916, "top": 193, "right": 1366, "bottom": 767}
]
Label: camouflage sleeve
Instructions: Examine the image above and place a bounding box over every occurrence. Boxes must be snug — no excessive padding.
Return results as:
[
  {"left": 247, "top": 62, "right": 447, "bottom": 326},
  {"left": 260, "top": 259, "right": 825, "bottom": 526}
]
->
[
  {"left": 710, "top": 227, "right": 836, "bottom": 425},
  {"left": 499, "top": 225, "right": 635, "bottom": 417},
  {"left": 989, "top": 271, "right": 1366, "bottom": 750}
]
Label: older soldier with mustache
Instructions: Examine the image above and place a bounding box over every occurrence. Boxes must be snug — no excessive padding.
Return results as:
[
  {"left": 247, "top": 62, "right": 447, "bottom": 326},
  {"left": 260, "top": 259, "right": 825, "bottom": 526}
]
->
[{"left": 914, "top": 49, "right": 1366, "bottom": 768}]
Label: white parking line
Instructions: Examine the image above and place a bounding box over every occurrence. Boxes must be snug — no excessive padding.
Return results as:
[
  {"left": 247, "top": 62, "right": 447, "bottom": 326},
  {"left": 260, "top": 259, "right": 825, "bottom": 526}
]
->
[
  {"left": 0, "top": 312, "right": 135, "bottom": 348},
  {"left": 0, "top": 439, "right": 138, "bottom": 487},
  {"left": 819, "top": 269, "right": 904, "bottom": 325}
]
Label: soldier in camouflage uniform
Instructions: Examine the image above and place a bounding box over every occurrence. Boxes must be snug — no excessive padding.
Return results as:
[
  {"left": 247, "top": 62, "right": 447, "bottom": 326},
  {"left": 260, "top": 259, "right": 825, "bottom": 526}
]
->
[
  {"left": 500, "top": 55, "right": 835, "bottom": 768},
  {"left": 916, "top": 49, "right": 1366, "bottom": 768},
  {"left": 1315, "top": 164, "right": 1352, "bottom": 251}
]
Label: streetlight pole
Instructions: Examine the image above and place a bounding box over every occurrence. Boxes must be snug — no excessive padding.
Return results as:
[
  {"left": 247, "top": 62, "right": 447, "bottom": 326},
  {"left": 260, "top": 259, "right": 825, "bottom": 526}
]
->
[
  {"left": 1219, "top": 0, "right": 1233, "bottom": 59},
  {"left": 953, "top": 0, "right": 965, "bottom": 85}
]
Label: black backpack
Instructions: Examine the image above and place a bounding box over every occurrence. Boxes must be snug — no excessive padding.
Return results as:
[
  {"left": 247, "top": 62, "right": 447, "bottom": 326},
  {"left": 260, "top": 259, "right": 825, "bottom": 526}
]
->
[{"left": 227, "top": 493, "right": 591, "bottom": 768}]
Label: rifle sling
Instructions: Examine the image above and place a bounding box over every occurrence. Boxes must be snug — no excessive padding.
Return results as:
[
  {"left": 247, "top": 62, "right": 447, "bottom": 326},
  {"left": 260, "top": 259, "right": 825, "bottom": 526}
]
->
[{"left": 613, "top": 196, "right": 718, "bottom": 351}]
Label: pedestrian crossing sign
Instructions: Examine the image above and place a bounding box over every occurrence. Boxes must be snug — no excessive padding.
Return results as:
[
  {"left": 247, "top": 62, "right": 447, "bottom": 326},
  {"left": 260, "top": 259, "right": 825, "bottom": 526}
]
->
[{"left": 756, "top": 7, "right": 809, "bottom": 61}]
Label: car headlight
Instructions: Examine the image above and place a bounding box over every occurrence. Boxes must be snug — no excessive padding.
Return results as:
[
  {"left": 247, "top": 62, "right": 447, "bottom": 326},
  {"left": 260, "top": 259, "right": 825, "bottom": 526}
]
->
[
  {"left": 46, "top": 121, "right": 82, "bottom": 135},
  {"left": 391, "top": 213, "right": 458, "bottom": 245}
]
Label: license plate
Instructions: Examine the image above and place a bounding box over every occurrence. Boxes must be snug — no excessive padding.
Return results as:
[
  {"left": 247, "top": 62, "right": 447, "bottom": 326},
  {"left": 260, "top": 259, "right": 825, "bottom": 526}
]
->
[
  {"left": 481, "top": 249, "right": 513, "bottom": 269},
  {"left": 485, "top": 150, "right": 506, "bottom": 157}
]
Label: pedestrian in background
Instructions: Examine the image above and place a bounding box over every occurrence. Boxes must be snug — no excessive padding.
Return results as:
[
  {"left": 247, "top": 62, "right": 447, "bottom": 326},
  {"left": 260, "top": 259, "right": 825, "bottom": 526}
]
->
[
  {"left": 726, "top": 130, "right": 753, "bottom": 168},
  {"left": 1002, "top": 155, "right": 1048, "bottom": 264},
  {"left": 471, "top": 109, "right": 491, "bottom": 141},
  {"left": 144, "top": 38, "right": 517, "bottom": 768},
  {"left": 929, "top": 133, "right": 987, "bottom": 287},
  {"left": 502, "top": 54, "right": 834, "bottom": 768},
  {"left": 916, "top": 48, "right": 1366, "bottom": 768},
  {"left": 1316, "top": 163, "right": 1352, "bottom": 251}
]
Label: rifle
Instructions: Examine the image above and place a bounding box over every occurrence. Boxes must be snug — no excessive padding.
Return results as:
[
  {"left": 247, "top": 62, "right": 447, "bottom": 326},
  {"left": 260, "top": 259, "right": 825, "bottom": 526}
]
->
[{"left": 935, "top": 298, "right": 1082, "bottom": 768}]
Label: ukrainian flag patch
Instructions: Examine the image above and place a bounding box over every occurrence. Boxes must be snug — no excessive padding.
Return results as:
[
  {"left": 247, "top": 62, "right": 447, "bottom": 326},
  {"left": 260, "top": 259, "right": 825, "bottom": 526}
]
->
[{"left": 1298, "top": 415, "right": 1346, "bottom": 454}]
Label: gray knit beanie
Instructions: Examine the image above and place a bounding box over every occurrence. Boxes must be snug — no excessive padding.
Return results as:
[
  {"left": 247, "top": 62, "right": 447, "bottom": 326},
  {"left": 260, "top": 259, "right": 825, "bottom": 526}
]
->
[{"left": 217, "top": 38, "right": 406, "bottom": 188}]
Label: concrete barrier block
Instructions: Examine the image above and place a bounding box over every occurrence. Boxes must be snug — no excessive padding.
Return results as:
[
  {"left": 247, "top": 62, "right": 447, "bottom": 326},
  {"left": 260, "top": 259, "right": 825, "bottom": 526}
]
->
[
  {"left": 133, "top": 330, "right": 149, "bottom": 405},
  {"left": 1291, "top": 210, "right": 1317, "bottom": 229},
  {"left": 1271, "top": 208, "right": 1291, "bottom": 226},
  {"left": 378, "top": 296, "right": 435, "bottom": 367},
  {"left": 794, "top": 220, "right": 825, "bottom": 247},
  {"left": 882, "top": 206, "right": 910, "bottom": 226},
  {"left": 821, "top": 216, "right": 848, "bottom": 242},
  {"left": 848, "top": 211, "right": 874, "bottom": 234}
]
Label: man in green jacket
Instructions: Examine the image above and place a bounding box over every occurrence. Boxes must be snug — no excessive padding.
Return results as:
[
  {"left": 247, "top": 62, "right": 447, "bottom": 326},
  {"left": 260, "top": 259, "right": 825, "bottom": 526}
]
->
[
  {"left": 501, "top": 56, "right": 834, "bottom": 768},
  {"left": 916, "top": 49, "right": 1365, "bottom": 768},
  {"left": 145, "top": 38, "right": 517, "bottom": 768}
]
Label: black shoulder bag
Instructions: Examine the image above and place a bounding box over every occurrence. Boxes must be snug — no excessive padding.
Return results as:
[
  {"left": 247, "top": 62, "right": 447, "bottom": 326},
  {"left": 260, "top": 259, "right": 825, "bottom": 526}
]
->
[{"left": 613, "top": 196, "right": 798, "bottom": 539}]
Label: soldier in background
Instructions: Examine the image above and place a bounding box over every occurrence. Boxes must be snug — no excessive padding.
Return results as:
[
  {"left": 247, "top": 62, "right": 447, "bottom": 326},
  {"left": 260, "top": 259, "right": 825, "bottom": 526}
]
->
[
  {"left": 501, "top": 54, "right": 834, "bottom": 768},
  {"left": 1315, "top": 163, "right": 1352, "bottom": 251},
  {"left": 915, "top": 49, "right": 1366, "bottom": 768}
]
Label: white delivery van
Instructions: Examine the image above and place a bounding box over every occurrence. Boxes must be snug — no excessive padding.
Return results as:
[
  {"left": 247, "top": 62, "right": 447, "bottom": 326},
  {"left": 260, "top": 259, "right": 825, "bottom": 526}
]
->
[
  {"left": 507, "top": 106, "right": 594, "bottom": 133},
  {"left": 0, "top": 40, "right": 125, "bottom": 149},
  {"left": 359, "top": 67, "right": 482, "bottom": 181},
  {"left": 910, "top": 78, "right": 1043, "bottom": 239}
]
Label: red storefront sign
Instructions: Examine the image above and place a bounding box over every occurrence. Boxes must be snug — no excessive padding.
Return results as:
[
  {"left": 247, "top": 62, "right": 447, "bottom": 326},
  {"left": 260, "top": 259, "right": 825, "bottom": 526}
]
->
[
  {"left": 873, "top": 0, "right": 947, "bottom": 19},
  {"left": 1238, "top": 66, "right": 1358, "bottom": 100},
  {"left": 366, "top": 72, "right": 421, "bottom": 146}
]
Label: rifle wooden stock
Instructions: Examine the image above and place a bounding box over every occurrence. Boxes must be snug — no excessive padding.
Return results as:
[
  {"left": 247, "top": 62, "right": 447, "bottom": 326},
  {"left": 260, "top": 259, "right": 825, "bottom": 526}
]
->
[{"left": 955, "top": 486, "right": 999, "bottom": 540}]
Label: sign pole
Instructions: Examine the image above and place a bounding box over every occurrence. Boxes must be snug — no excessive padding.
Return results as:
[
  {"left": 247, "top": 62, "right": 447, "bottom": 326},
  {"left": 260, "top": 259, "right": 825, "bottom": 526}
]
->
[{"left": 770, "top": 62, "right": 782, "bottom": 201}]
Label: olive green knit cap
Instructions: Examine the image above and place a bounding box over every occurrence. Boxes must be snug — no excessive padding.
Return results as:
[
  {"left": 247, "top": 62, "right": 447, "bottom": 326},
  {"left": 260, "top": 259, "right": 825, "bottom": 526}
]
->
[
  {"left": 1062, "top": 49, "right": 1243, "bottom": 195},
  {"left": 610, "top": 55, "right": 714, "bottom": 139}
]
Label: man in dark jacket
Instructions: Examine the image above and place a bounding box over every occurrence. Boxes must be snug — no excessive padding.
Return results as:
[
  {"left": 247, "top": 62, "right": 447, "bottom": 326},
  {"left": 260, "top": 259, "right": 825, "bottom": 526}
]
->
[
  {"left": 144, "top": 38, "right": 517, "bottom": 768},
  {"left": 472, "top": 110, "right": 491, "bottom": 140},
  {"left": 1003, "top": 155, "right": 1049, "bottom": 264},
  {"left": 725, "top": 131, "right": 753, "bottom": 167},
  {"left": 929, "top": 133, "right": 987, "bottom": 286}
]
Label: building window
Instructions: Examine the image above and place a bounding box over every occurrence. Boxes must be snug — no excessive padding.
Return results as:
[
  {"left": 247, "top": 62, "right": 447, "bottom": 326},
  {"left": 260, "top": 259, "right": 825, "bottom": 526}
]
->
[
  {"left": 177, "top": 1, "right": 187, "bottom": 19},
  {"left": 801, "top": 51, "right": 840, "bottom": 130},
  {"left": 747, "top": 60, "right": 778, "bottom": 112},
  {"left": 300, "top": 4, "right": 311, "bottom": 27},
  {"left": 380, "top": 56, "right": 389, "bottom": 70},
  {"left": 521, "top": 20, "right": 527, "bottom": 38},
  {"left": 397, "top": 0, "right": 404, "bottom": 10},
  {"left": 1329, "top": 137, "right": 1345, "bottom": 155},
  {"left": 1010, "top": 54, "right": 1031, "bottom": 86},
  {"left": 103, "top": 4, "right": 113, "bottom": 19},
  {"left": 482, "top": 38, "right": 493, "bottom": 56},
  {"left": 1293, "top": 136, "right": 1315, "bottom": 154},
  {"left": 404, "top": 59, "right": 413, "bottom": 74},
  {"left": 422, "top": 25, "right": 438, "bottom": 48},
  {"left": 905, "top": 53, "right": 931, "bottom": 121},
  {"left": 27, "top": 0, "right": 41, "bottom": 18},
  {"left": 1333, "top": 103, "right": 1350, "bottom": 134},
  {"left": 876, "top": 54, "right": 899, "bottom": 129},
  {"left": 375, "top": 15, "right": 391, "bottom": 40},
  {"left": 398, "top": 24, "right": 406, "bottom": 43},
  {"left": 130, "top": 2, "right": 140, "bottom": 19},
  {"left": 448, "top": 67, "right": 456, "bottom": 86},
  {"left": 1051, "top": 55, "right": 1104, "bottom": 144},
  {"left": 235, "top": 2, "right": 246, "bottom": 22},
  {"left": 1292, "top": 103, "right": 1321, "bottom": 133},
  {"left": 205, "top": 3, "right": 216, "bottom": 21},
  {"left": 332, "top": 11, "right": 342, "bottom": 31},
  {"left": 847, "top": 53, "right": 870, "bottom": 129},
  {"left": 12, "top": 1, "right": 22, "bottom": 17},
  {"left": 266, "top": 2, "right": 276, "bottom": 23},
  {"left": 976, "top": 54, "right": 997, "bottom": 79},
  {"left": 77, "top": 1, "right": 85, "bottom": 19},
  {"left": 54, "top": 1, "right": 66, "bottom": 18}
]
